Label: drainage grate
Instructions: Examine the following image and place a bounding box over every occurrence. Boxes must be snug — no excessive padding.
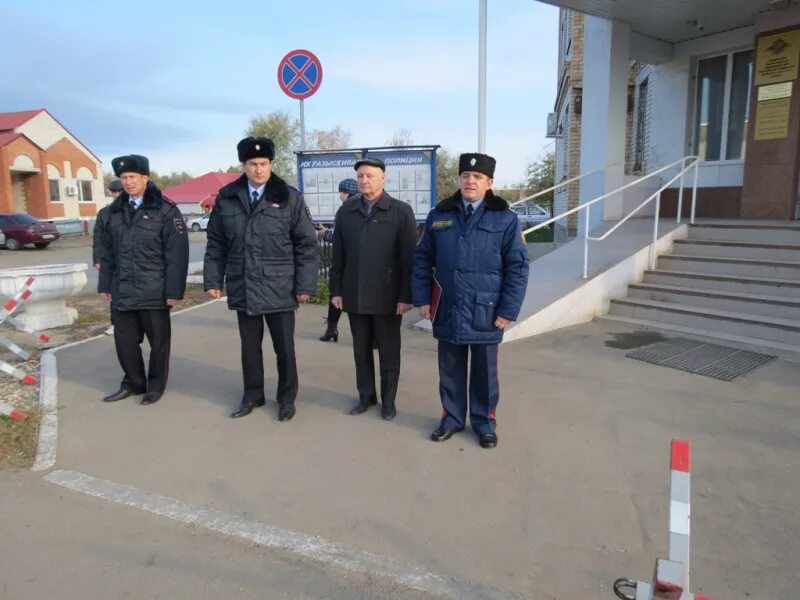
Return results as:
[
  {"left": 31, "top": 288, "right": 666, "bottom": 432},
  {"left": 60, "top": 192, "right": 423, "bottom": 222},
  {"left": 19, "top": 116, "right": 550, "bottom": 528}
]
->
[{"left": 626, "top": 337, "right": 776, "bottom": 381}]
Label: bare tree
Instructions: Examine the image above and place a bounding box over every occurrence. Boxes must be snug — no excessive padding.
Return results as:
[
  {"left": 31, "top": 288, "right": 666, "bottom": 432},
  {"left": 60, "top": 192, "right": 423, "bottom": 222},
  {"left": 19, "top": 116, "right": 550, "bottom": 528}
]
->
[
  {"left": 309, "top": 126, "right": 352, "bottom": 150},
  {"left": 387, "top": 128, "right": 414, "bottom": 147}
]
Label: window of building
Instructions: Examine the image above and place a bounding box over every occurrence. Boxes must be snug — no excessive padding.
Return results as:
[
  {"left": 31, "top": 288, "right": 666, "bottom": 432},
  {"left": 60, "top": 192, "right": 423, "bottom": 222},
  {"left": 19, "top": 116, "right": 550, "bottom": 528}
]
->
[
  {"left": 78, "top": 180, "right": 94, "bottom": 202},
  {"left": 634, "top": 78, "right": 649, "bottom": 174},
  {"left": 694, "top": 49, "right": 753, "bottom": 162},
  {"left": 49, "top": 180, "right": 61, "bottom": 203}
]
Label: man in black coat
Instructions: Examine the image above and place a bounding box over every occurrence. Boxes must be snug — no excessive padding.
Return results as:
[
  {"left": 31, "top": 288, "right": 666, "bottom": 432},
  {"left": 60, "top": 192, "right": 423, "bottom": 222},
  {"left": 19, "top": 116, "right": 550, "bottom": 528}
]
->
[
  {"left": 98, "top": 154, "right": 189, "bottom": 405},
  {"left": 93, "top": 179, "right": 123, "bottom": 269},
  {"left": 330, "top": 157, "right": 418, "bottom": 420},
  {"left": 204, "top": 137, "right": 319, "bottom": 421}
]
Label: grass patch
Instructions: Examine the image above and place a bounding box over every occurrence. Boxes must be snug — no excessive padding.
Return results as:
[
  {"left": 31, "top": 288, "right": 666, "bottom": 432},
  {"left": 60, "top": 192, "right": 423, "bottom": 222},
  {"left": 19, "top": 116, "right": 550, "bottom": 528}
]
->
[
  {"left": 0, "top": 406, "right": 42, "bottom": 470},
  {"left": 524, "top": 226, "right": 554, "bottom": 243},
  {"left": 309, "top": 277, "right": 330, "bottom": 305}
]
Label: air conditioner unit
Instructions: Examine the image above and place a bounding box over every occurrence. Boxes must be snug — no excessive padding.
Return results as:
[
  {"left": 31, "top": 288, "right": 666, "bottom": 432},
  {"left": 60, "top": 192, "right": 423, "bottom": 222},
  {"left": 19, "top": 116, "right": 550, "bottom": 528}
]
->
[
  {"left": 546, "top": 113, "right": 559, "bottom": 138},
  {"left": 64, "top": 185, "right": 77, "bottom": 196}
]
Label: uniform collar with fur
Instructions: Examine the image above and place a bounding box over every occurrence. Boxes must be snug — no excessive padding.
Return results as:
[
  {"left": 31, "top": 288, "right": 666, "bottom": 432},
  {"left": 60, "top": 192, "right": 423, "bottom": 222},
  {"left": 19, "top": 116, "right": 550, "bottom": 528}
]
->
[
  {"left": 220, "top": 173, "right": 291, "bottom": 205},
  {"left": 436, "top": 189, "right": 508, "bottom": 212},
  {"left": 110, "top": 181, "right": 165, "bottom": 213}
]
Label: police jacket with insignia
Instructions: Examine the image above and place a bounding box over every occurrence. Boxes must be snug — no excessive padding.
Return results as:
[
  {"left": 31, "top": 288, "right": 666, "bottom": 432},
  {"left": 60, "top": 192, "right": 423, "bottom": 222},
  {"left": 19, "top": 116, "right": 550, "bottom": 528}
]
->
[
  {"left": 203, "top": 173, "right": 320, "bottom": 315},
  {"left": 329, "top": 191, "right": 418, "bottom": 315},
  {"left": 97, "top": 182, "right": 190, "bottom": 311},
  {"left": 412, "top": 190, "right": 530, "bottom": 344}
]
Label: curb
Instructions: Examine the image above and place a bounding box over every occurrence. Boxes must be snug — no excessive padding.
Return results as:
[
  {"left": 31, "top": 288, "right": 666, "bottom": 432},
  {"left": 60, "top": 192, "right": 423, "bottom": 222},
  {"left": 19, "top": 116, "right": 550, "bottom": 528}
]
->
[{"left": 30, "top": 296, "right": 226, "bottom": 471}]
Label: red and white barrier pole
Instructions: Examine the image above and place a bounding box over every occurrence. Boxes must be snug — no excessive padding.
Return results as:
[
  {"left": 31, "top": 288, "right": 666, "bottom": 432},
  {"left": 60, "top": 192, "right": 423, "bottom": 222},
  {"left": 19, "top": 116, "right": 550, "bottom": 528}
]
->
[
  {"left": 0, "top": 359, "right": 36, "bottom": 386},
  {"left": 0, "top": 400, "right": 28, "bottom": 421},
  {"left": 614, "top": 439, "right": 715, "bottom": 600}
]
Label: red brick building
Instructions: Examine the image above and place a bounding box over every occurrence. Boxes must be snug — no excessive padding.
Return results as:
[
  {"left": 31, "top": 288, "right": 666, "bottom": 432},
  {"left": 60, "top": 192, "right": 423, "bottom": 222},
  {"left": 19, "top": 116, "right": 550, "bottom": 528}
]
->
[{"left": 0, "top": 109, "right": 107, "bottom": 219}]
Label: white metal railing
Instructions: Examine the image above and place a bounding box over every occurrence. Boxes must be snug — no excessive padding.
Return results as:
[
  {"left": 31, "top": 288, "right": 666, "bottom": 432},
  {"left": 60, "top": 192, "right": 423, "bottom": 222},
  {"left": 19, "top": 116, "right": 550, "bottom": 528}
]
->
[{"left": 516, "top": 156, "right": 700, "bottom": 279}]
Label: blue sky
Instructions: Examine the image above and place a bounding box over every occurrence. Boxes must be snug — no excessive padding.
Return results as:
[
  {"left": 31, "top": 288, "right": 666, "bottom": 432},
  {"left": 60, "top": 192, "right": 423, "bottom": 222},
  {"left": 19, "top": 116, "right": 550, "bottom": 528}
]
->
[{"left": 1, "top": 0, "right": 558, "bottom": 186}]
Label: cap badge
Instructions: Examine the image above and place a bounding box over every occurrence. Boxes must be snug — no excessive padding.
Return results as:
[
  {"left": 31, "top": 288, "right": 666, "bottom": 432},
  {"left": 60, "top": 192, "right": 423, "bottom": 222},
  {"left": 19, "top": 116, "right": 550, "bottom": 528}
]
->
[
  {"left": 470, "top": 158, "right": 476, "bottom": 166},
  {"left": 255, "top": 144, "right": 260, "bottom": 150},
  {"left": 120, "top": 161, "right": 125, "bottom": 166}
]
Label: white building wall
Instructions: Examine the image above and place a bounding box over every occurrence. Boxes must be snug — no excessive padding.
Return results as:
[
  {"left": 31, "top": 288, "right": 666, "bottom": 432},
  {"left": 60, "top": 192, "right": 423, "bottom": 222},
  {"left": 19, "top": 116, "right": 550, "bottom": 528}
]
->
[{"left": 646, "top": 26, "right": 754, "bottom": 189}]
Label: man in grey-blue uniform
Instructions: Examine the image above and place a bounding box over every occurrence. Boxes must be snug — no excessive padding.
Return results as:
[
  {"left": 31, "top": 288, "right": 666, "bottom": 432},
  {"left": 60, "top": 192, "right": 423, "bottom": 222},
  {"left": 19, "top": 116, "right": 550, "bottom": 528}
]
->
[{"left": 412, "top": 153, "right": 529, "bottom": 448}]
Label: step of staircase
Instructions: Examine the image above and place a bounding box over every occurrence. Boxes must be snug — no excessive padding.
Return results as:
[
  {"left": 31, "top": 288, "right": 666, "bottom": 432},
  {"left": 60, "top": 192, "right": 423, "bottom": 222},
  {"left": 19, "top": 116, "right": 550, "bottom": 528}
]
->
[
  {"left": 689, "top": 223, "right": 800, "bottom": 244},
  {"left": 658, "top": 254, "right": 800, "bottom": 279},
  {"left": 673, "top": 239, "right": 800, "bottom": 261},
  {"left": 627, "top": 282, "right": 800, "bottom": 320},
  {"left": 607, "top": 297, "right": 800, "bottom": 346},
  {"left": 598, "top": 314, "right": 800, "bottom": 362},
  {"left": 642, "top": 269, "right": 800, "bottom": 298}
]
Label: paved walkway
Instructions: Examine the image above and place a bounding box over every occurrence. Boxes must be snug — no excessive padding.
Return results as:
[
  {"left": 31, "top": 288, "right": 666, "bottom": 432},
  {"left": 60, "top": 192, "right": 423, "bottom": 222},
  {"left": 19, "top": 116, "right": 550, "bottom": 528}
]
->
[{"left": 8, "top": 302, "right": 800, "bottom": 598}]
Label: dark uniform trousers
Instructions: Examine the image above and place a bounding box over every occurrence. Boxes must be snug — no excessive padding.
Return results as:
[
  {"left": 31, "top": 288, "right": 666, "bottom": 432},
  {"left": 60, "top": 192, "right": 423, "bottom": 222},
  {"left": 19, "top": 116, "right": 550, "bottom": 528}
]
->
[
  {"left": 347, "top": 313, "right": 402, "bottom": 408},
  {"left": 111, "top": 308, "right": 171, "bottom": 394},
  {"left": 237, "top": 310, "right": 298, "bottom": 408},
  {"left": 438, "top": 340, "right": 499, "bottom": 435}
]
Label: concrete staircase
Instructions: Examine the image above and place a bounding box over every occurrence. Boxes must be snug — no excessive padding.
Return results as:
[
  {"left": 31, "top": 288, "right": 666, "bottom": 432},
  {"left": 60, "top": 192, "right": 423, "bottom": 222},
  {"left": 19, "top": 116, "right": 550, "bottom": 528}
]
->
[{"left": 600, "top": 222, "right": 800, "bottom": 359}]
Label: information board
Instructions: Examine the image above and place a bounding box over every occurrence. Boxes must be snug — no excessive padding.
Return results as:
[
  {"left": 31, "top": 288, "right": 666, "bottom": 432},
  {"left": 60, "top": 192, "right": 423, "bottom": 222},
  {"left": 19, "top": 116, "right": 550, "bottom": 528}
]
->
[{"left": 296, "top": 146, "right": 439, "bottom": 223}]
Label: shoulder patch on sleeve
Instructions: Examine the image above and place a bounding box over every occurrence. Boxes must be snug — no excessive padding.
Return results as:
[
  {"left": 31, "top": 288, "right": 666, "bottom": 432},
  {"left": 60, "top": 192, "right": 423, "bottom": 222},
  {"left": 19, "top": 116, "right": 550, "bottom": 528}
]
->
[{"left": 173, "top": 217, "right": 186, "bottom": 235}]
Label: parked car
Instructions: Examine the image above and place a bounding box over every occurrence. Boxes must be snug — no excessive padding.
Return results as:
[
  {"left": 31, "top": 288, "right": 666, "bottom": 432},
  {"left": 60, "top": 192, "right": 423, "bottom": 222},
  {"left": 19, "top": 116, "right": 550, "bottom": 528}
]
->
[
  {"left": 512, "top": 203, "right": 551, "bottom": 230},
  {"left": 186, "top": 214, "right": 210, "bottom": 232},
  {"left": 0, "top": 213, "right": 60, "bottom": 250},
  {"left": 0, "top": 230, "right": 5, "bottom": 247}
]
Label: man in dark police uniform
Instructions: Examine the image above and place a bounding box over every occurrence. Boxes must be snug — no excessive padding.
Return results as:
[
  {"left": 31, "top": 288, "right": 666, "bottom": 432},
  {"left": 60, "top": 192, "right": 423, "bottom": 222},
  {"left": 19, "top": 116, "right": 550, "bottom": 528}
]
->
[
  {"left": 98, "top": 154, "right": 189, "bottom": 405},
  {"left": 204, "top": 137, "right": 319, "bottom": 421},
  {"left": 413, "top": 153, "right": 529, "bottom": 448}
]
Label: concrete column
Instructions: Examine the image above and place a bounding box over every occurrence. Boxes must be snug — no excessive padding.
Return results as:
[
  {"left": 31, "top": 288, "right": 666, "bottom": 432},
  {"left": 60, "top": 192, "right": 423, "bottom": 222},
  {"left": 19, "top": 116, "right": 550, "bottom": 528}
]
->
[{"left": 578, "top": 16, "right": 631, "bottom": 236}]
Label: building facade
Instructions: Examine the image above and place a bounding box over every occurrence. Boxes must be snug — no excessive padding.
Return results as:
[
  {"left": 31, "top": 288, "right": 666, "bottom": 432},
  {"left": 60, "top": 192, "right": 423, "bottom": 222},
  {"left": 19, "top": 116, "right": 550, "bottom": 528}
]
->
[
  {"left": 543, "top": 0, "right": 800, "bottom": 234},
  {"left": 0, "top": 109, "right": 108, "bottom": 220}
]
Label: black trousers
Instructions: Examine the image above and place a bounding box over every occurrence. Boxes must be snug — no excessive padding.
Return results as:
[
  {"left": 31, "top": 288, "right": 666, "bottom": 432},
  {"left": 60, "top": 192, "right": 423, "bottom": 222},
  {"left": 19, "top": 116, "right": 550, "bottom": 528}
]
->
[
  {"left": 111, "top": 308, "right": 171, "bottom": 394},
  {"left": 347, "top": 313, "right": 402, "bottom": 407},
  {"left": 237, "top": 311, "right": 298, "bottom": 408},
  {"left": 326, "top": 302, "right": 342, "bottom": 327}
]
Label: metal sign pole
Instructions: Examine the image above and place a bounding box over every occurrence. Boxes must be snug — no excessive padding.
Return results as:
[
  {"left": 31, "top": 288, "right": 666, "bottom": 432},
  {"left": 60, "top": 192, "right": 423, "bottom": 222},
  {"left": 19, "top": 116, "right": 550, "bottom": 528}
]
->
[
  {"left": 478, "top": 0, "right": 487, "bottom": 152},
  {"left": 299, "top": 99, "right": 307, "bottom": 150}
]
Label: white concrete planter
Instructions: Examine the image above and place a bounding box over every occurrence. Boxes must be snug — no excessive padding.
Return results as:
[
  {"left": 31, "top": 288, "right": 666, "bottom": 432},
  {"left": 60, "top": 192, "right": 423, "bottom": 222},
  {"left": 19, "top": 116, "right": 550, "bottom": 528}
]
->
[{"left": 0, "top": 263, "right": 88, "bottom": 330}]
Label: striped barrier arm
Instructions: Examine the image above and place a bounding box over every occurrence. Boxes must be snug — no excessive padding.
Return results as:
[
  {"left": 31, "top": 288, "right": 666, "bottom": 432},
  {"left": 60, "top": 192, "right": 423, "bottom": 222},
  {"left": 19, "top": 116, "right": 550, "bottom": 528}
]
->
[
  {"left": 0, "top": 335, "right": 33, "bottom": 362},
  {"left": 5, "top": 316, "right": 50, "bottom": 343},
  {"left": 0, "top": 359, "right": 36, "bottom": 386},
  {"left": 0, "top": 400, "right": 28, "bottom": 421},
  {"left": 0, "top": 276, "right": 35, "bottom": 323}
]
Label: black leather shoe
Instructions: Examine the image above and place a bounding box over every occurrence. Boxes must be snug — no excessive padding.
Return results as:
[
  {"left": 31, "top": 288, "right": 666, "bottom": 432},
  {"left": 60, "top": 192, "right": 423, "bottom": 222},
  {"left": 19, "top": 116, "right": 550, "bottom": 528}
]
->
[
  {"left": 349, "top": 399, "right": 377, "bottom": 415},
  {"left": 102, "top": 388, "right": 143, "bottom": 402},
  {"left": 278, "top": 404, "right": 296, "bottom": 422},
  {"left": 141, "top": 392, "right": 162, "bottom": 405},
  {"left": 381, "top": 404, "right": 397, "bottom": 421},
  {"left": 230, "top": 399, "right": 265, "bottom": 418},
  {"left": 319, "top": 328, "right": 338, "bottom": 342},
  {"left": 430, "top": 426, "right": 464, "bottom": 442},
  {"left": 479, "top": 433, "right": 498, "bottom": 449}
]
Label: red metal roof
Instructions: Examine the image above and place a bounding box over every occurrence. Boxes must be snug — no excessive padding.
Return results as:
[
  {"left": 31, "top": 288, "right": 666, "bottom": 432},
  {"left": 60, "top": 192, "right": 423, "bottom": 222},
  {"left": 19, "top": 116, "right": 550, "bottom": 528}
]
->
[
  {"left": 161, "top": 171, "right": 240, "bottom": 204},
  {"left": 0, "top": 109, "right": 45, "bottom": 131},
  {"left": 0, "top": 108, "right": 102, "bottom": 162},
  {"left": 0, "top": 132, "right": 21, "bottom": 147}
]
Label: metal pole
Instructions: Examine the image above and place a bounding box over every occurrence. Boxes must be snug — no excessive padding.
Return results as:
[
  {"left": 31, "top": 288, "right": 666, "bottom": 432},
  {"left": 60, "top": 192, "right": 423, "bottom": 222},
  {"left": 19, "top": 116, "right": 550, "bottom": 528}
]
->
[
  {"left": 690, "top": 158, "right": 699, "bottom": 225},
  {"left": 582, "top": 207, "right": 590, "bottom": 279},
  {"left": 299, "top": 99, "right": 307, "bottom": 150},
  {"left": 650, "top": 191, "right": 661, "bottom": 270},
  {"left": 478, "top": 0, "right": 487, "bottom": 152},
  {"left": 676, "top": 157, "right": 685, "bottom": 224}
]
